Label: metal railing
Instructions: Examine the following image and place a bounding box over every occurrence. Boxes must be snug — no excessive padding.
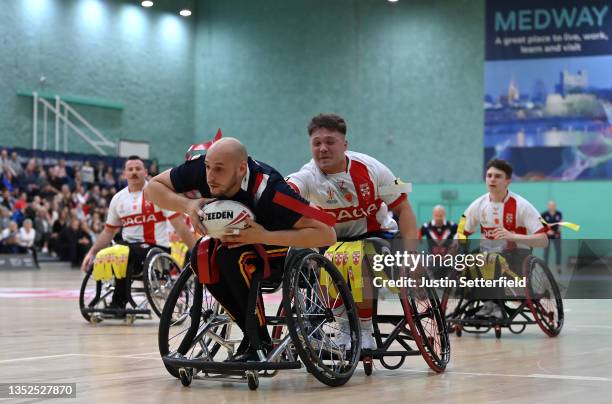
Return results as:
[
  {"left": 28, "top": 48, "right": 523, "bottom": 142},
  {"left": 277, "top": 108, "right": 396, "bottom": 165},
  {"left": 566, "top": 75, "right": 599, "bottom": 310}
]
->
[{"left": 32, "top": 92, "right": 116, "bottom": 155}]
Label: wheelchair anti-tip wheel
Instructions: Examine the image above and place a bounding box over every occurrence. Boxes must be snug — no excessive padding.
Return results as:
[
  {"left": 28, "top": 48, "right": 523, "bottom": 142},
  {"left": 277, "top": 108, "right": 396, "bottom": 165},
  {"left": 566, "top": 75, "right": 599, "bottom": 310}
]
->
[{"left": 283, "top": 251, "right": 361, "bottom": 387}]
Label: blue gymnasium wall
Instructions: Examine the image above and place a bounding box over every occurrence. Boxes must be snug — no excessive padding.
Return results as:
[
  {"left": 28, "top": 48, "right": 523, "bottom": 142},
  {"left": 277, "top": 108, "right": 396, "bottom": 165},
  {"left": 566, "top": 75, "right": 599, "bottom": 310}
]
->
[
  {"left": 193, "top": 0, "right": 485, "bottom": 183},
  {"left": 193, "top": 0, "right": 610, "bottom": 238},
  {"left": 0, "top": 0, "right": 195, "bottom": 168},
  {"left": 1, "top": 0, "right": 609, "bottom": 237}
]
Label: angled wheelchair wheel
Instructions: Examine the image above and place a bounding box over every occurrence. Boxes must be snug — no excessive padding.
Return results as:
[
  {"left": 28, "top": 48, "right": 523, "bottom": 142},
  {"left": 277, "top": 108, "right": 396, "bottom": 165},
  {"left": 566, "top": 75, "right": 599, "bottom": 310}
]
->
[
  {"left": 283, "top": 251, "right": 361, "bottom": 387},
  {"left": 402, "top": 277, "right": 450, "bottom": 373},
  {"left": 158, "top": 265, "right": 229, "bottom": 378},
  {"left": 79, "top": 265, "right": 114, "bottom": 323},
  {"left": 525, "top": 256, "right": 564, "bottom": 337},
  {"left": 143, "top": 248, "right": 181, "bottom": 318}
]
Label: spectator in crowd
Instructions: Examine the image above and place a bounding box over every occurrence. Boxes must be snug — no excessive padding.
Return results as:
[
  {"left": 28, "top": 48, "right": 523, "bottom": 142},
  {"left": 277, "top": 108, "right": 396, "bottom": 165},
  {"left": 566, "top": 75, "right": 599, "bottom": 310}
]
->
[
  {"left": 94, "top": 160, "right": 106, "bottom": 183},
  {"left": 34, "top": 207, "right": 52, "bottom": 253},
  {"left": 57, "top": 218, "right": 90, "bottom": 268},
  {"left": 102, "top": 166, "right": 116, "bottom": 188},
  {"left": 49, "top": 208, "right": 69, "bottom": 256},
  {"left": 542, "top": 200, "right": 563, "bottom": 274},
  {"left": 80, "top": 160, "right": 95, "bottom": 188},
  {"left": 48, "top": 166, "right": 64, "bottom": 191},
  {"left": 8, "top": 151, "right": 23, "bottom": 178},
  {"left": 0, "top": 220, "right": 20, "bottom": 253},
  {"left": 0, "top": 206, "right": 11, "bottom": 230},
  {"left": 54, "top": 159, "right": 68, "bottom": 180},
  {"left": 0, "top": 149, "right": 10, "bottom": 174},
  {"left": 21, "top": 158, "right": 39, "bottom": 195},
  {"left": 17, "top": 218, "right": 39, "bottom": 267},
  {"left": 0, "top": 188, "right": 13, "bottom": 210},
  {"left": 1, "top": 170, "right": 17, "bottom": 192}
]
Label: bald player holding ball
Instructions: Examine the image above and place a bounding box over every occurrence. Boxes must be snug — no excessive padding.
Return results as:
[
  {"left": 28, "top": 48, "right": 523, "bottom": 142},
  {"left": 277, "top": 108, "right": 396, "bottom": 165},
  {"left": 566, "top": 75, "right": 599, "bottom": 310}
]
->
[{"left": 144, "top": 137, "right": 336, "bottom": 361}]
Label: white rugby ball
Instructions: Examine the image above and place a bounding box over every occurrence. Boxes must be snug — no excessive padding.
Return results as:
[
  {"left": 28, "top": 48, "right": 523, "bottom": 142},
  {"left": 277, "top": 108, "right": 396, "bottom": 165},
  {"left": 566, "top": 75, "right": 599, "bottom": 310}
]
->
[{"left": 199, "top": 200, "right": 255, "bottom": 238}]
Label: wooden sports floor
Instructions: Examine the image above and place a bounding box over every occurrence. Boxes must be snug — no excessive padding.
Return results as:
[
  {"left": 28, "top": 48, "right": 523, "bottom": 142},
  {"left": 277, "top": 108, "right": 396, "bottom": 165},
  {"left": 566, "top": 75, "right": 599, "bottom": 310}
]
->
[{"left": 1, "top": 264, "right": 611, "bottom": 403}]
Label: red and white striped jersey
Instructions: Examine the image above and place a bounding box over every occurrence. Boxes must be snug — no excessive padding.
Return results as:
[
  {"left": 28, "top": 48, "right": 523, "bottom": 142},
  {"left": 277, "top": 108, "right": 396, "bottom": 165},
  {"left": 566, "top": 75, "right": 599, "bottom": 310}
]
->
[
  {"left": 287, "top": 151, "right": 406, "bottom": 239},
  {"left": 105, "top": 185, "right": 180, "bottom": 247},
  {"left": 461, "top": 190, "right": 546, "bottom": 252}
]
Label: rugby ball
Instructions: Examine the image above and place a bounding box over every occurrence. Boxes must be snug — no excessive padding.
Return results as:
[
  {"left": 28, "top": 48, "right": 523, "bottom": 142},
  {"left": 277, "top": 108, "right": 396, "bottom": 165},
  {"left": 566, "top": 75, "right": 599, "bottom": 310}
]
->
[{"left": 199, "top": 200, "right": 255, "bottom": 239}]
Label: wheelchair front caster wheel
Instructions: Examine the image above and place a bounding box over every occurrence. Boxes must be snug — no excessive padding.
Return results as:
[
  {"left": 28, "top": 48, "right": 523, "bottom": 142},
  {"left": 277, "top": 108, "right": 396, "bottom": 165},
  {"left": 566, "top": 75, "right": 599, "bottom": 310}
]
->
[
  {"left": 89, "top": 314, "right": 102, "bottom": 324},
  {"left": 125, "top": 314, "right": 135, "bottom": 325},
  {"left": 363, "top": 357, "right": 373, "bottom": 376},
  {"left": 455, "top": 325, "right": 462, "bottom": 337},
  {"left": 246, "top": 371, "right": 259, "bottom": 390},
  {"left": 179, "top": 368, "right": 193, "bottom": 387},
  {"left": 495, "top": 326, "right": 502, "bottom": 339}
]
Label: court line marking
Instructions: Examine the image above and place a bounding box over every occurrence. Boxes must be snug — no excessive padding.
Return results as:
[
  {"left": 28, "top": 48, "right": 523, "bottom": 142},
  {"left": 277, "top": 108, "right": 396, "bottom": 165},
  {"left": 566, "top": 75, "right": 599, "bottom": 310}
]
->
[
  {"left": 0, "top": 353, "right": 77, "bottom": 364},
  {"left": 401, "top": 369, "right": 612, "bottom": 382},
  {"left": 0, "top": 351, "right": 162, "bottom": 364},
  {"left": 3, "top": 354, "right": 611, "bottom": 382}
]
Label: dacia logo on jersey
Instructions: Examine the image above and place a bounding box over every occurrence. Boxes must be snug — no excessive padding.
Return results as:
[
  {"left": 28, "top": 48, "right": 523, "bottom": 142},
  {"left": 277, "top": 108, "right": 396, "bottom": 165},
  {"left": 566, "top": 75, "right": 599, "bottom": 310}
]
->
[
  {"left": 206, "top": 210, "right": 234, "bottom": 220},
  {"left": 505, "top": 213, "right": 513, "bottom": 225},
  {"left": 482, "top": 228, "right": 497, "bottom": 239},
  {"left": 330, "top": 203, "right": 378, "bottom": 222},
  {"left": 121, "top": 214, "right": 158, "bottom": 226}
]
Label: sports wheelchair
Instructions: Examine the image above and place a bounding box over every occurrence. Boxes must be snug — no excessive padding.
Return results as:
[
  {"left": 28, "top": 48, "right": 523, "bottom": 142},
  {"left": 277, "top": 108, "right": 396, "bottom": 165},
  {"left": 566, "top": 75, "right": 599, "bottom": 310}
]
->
[
  {"left": 79, "top": 244, "right": 184, "bottom": 324},
  {"left": 158, "top": 239, "right": 450, "bottom": 391},
  {"left": 441, "top": 250, "right": 564, "bottom": 339}
]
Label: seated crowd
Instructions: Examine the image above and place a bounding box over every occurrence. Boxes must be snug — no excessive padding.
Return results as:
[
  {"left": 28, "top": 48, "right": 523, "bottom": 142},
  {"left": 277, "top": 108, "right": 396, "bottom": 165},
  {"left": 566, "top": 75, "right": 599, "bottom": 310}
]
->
[{"left": 0, "top": 148, "right": 159, "bottom": 267}]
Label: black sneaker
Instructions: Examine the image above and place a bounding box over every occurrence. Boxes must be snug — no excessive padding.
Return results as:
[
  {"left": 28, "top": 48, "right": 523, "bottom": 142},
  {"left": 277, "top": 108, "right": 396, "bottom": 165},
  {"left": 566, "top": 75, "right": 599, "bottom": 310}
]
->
[{"left": 228, "top": 343, "right": 271, "bottom": 362}]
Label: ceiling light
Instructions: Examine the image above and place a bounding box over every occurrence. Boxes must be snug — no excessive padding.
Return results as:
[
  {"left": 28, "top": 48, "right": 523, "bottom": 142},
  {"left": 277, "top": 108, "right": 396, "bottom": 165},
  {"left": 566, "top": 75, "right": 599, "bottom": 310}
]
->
[
  {"left": 141, "top": 1, "right": 153, "bottom": 7},
  {"left": 179, "top": 9, "right": 191, "bottom": 17}
]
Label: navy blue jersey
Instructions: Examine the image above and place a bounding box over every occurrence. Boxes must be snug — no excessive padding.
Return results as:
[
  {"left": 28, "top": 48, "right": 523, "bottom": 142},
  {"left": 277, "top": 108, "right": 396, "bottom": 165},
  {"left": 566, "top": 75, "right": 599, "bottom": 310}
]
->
[
  {"left": 170, "top": 156, "right": 308, "bottom": 231},
  {"left": 419, "top": 220, "right": 457, "bottom": 255},
  {"left": 541, "top": 210, "right": 562, "bottom": 239}
]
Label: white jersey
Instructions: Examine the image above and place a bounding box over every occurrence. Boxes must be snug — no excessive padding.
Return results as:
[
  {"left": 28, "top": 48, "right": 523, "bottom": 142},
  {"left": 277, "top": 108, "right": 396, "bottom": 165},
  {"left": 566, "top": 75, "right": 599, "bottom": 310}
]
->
[
  {"left": 287, "top": 151, "right": 406, "bottom": 239},
  {"left": 105, "top": 185, "right": 180, "bottom": 247},
  {"left": 461, "top": 190, "right": 546, "bottom": 252}
]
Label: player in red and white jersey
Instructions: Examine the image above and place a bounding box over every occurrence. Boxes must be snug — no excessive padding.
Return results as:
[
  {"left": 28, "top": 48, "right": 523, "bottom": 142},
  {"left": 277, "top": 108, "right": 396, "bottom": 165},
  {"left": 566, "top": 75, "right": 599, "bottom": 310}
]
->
[
  {"left": 457, "top": 159, "right": 548, "bottom": 317},
  {"left": 81, "top": 156, "right": 195, "bottom": 309},
  {"left": 287, "top": 150, "right": 406, "bottom": 239},
  {"left": 287, "top": 113, "right": 418, "bottom": 349}
]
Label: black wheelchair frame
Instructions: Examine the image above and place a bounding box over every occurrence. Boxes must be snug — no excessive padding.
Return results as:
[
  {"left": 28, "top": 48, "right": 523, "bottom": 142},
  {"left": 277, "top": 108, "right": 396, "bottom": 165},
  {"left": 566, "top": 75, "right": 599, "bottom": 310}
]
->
[
  {"left": 79, "top": 246, "right": 182, "bottom": 324},
  {"left": 158, "top": 240, "right": 451, "bottom": 391},
  {"left": 442, "top": 253, "right": 564, "bottom": 339}
]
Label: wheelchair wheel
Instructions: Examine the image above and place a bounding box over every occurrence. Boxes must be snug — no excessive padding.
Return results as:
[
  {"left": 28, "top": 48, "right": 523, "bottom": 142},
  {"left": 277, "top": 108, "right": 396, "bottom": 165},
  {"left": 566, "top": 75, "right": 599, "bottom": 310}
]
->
[
  {"left": 79, "top": 265, "right": 114, "bottom": 323},
  {"left": 525, "top": 256, "right": 564, "bottom": 337},
  {"left": 158, "top": 265, "right": 228, "bottom": 378},
  {"left": 283, "top": 251, "right": 361, "bottom": 387},
  {"left": 143, "top": 248, "right": 182, "bottom": 318},
  {"left": 402, "top": 277, "right": 450, "bottom": 373}
]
